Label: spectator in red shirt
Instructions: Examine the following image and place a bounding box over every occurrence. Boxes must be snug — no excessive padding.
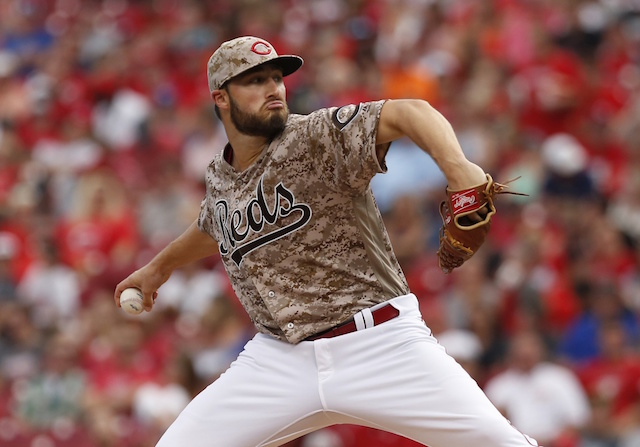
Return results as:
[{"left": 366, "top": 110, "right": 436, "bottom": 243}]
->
[{"left": 578, "top": 320, "right": 640, "bottom": 445}]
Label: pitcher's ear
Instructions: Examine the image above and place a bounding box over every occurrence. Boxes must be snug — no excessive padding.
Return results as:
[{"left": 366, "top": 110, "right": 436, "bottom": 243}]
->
[{"left": 211, "top": 89, "right": 228, "bottom": 109}]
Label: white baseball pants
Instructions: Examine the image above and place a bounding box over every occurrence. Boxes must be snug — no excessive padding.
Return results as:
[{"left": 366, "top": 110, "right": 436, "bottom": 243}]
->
[{"left": 156, "top": 294, "right": 538, "bottom": 447}]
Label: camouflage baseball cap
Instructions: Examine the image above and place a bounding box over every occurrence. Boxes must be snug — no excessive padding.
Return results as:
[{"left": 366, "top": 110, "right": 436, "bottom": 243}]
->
[{"left": 207, "top": 36, "right": 304, "bottom": 92}]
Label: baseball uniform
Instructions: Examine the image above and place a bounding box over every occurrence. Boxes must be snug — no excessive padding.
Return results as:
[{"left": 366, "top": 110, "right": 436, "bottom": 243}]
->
[{"left": 156, "top": 96, "right": 538, "bottom": 446}]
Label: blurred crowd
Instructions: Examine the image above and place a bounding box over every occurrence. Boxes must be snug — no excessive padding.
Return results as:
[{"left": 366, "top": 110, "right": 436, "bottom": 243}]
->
[{"left": 1, "top": 0, "right": 640, "bottom": 446}]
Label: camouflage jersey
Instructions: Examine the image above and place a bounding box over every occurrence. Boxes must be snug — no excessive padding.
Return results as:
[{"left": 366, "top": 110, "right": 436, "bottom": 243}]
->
[{"left": 198, "top": 100, "right": 410, "bottom": 344}]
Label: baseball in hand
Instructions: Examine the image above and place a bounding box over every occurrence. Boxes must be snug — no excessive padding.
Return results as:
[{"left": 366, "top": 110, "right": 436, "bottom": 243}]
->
[{"left": 120, "top": 287, "right": 145, "bottom": 315}]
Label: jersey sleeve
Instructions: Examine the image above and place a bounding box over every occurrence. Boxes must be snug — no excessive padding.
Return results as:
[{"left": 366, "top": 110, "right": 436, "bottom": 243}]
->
[
  {"left": 306, "top": 100, "right": 388, "bottom": 195},
  {"left": 197, "top": 170, "right": 218, "bottom": 239},
  {"left": 198, "top": 196, "right": 211, "bottom": 234}
]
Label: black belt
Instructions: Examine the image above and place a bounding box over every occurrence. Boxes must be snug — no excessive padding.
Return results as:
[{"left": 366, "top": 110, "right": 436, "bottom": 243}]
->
[{"left": 305, "top": 303, "right": 400, "bottom": 341}]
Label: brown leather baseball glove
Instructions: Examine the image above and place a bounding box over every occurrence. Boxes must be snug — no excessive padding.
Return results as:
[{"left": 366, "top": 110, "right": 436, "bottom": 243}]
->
[{"left": 437, "top": 174, "right": 524, "bottom": 274}]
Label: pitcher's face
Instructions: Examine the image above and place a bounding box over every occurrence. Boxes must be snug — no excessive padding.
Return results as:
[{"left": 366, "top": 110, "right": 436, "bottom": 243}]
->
[{"left": 226, "top": 64, "right": 288, "bottom": 139}]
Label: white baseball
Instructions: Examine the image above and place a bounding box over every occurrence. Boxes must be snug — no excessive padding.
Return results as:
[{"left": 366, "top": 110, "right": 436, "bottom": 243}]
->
[{"left": 120, "top": 287, "right": 144, "bottom": 315}]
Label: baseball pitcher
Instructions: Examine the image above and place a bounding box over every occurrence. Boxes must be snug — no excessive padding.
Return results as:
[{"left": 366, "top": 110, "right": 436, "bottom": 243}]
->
[{"left": 114, "top": 36, "right": 537, "bottom": 447}]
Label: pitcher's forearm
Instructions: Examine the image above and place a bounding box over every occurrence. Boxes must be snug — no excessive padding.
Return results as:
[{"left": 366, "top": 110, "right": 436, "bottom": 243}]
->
[
  {"left": 114, "top": 220, "right": 219, "bottom": 310},
  {"left": 377, "top": 100, "right": 486, "bottom": 189},
  {"left": 149, "top": 220, "right": 219, "bottom": 274}
]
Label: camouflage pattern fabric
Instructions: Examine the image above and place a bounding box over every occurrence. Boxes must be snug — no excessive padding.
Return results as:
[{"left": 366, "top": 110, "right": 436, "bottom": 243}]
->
[{"left": 198, "top": 100, "right": 409, "bottom": 344}]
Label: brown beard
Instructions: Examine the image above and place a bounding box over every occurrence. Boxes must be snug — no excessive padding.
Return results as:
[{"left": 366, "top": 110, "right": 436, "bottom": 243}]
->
[{"left": 229, "top": 94, "right": 288, "bottom": 140}]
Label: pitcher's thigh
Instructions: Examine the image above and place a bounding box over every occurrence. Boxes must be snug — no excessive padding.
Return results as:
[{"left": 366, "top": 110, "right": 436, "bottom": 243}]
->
[
  {"left": 157, "top": 338, "right": 324, "bottom": 447},
  {"left": 397, "top": 366, "right": 537, "bottom": 447},
  {"left": 325, "top": 323, "right": 537, "bottom": 447},
  {"left": 384, "top": 344, "right": 536, "bottom": 446}
]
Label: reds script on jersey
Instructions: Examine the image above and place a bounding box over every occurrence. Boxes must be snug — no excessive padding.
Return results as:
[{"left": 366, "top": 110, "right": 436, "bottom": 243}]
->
[{"left": 199, "top": 100, "right": 409, "bottom": 344}]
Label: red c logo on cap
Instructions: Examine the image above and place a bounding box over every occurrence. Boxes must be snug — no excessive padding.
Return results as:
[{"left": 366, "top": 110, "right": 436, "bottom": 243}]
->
[{"left": 251, "top": 41, "right": 272, "bottom": 55}]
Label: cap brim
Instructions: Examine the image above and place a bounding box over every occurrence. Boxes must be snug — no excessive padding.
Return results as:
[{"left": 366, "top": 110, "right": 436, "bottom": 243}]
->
[{"left": 270, "top": 55, "right": 304, "bottom": 77}]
